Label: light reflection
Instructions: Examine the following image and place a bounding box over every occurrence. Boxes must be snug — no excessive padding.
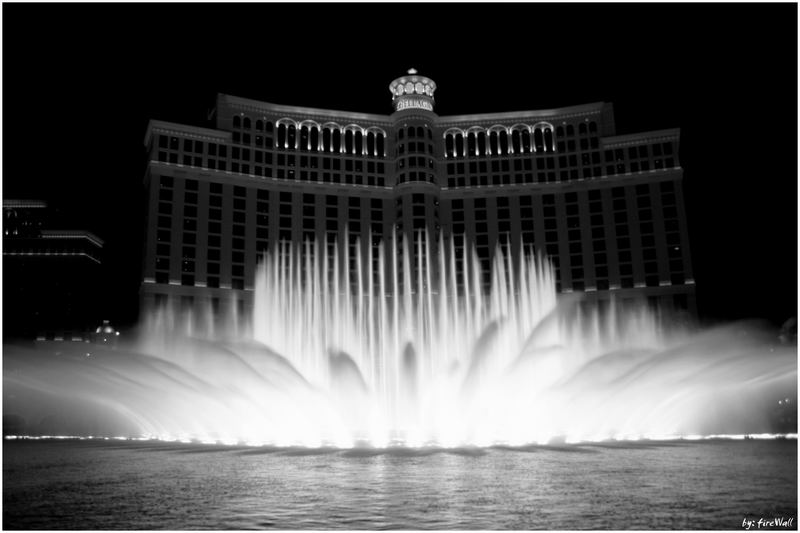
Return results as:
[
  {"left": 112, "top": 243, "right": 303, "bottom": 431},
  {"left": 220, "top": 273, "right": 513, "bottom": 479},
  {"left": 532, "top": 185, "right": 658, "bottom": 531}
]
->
[{"left": 2, "top": 433, "right": 797, "bottom": 448}]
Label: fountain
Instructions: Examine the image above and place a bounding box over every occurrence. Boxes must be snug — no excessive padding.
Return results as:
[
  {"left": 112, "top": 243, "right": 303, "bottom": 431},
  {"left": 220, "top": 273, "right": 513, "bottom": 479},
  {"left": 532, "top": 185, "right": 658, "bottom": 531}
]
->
[{"left": 3, "top": 232, "right": 797, "bottom": 447}]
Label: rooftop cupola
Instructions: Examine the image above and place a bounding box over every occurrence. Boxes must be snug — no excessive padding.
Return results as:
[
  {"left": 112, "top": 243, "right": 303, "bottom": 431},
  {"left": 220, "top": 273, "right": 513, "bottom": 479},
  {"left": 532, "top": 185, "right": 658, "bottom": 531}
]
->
[{"left": 389, "top": 68, "right": 437, "bottom": 113}]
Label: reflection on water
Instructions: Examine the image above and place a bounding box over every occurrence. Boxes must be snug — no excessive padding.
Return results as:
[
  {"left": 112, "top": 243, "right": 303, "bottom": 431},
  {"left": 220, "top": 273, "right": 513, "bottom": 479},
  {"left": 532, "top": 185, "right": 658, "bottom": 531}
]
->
[{"left": 3, "top": 439, "right": 796, "bottom": 530}]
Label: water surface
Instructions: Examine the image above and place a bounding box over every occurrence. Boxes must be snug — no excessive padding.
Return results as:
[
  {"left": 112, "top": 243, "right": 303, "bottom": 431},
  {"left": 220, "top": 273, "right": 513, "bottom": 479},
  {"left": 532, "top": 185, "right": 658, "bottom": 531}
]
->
[{"left": 3, "top": 439, "right": 796, "bottom": 529}]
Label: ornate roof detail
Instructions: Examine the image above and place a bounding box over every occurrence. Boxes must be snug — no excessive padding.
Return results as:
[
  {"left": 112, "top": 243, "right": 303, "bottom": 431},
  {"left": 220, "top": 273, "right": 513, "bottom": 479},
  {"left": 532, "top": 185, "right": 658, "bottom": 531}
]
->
[{"left": 389, "top": 70, "right": 437, "bottom": 113}]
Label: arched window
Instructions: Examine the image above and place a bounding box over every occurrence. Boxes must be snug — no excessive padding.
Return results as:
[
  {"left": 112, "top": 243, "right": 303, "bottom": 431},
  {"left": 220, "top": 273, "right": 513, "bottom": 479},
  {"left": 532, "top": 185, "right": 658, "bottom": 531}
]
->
[
  {"left": 407, "top": 126, "right": 415, "bottom": 139},
  {"left": 544, "top": 128, "right": 554, "bottom": 152},
  {"left": 455, "top": 134, "right": 464, "bottom": 158},
  {"left": 511, "top": 130, "right": 522, "bottom": 154},
  {"left": 299, "top": 121, "right": 321, "bottom": 151},
  {"left": 233, "top": 116, "right": 241, "bottom": 128},
  {"left": 589, "top": 121, "right": 597, "bottom": 133},
  {"left": 366, "top": 132, "right": 376, "bottom": 156},
  {"left": 579, "top": 122, "right": 587, "bottom": 135},
  {"left": 417, "top": 126, "right": 424, "bottom": 139},
  {"left": 376, "top": 133, "right": 384, "bottom": 157},
  {"left": 444, "top": 129, "right": 464, "bottom": 158},
  {"left": 243, "top": 117, "right": 251, "bottom": 129},
  {"left": 556, "top": 125, "right": 564, "bottom": 137},
  {"left": 566, "top": 124, "right": 574, "bottom": 136},
  {"left": 533, "top": 128, "right": 544, "bottom": 152},
  {"left": 332, "top": 129, "right": 341, "bottom": 153},
  {"left": 322, "top": 128, "right": 332, "bottom": 152},
  {"left": 265, "top": 121, "right": 274, "bottom": 133},
  {"left": 467, "top": 132, "right": 477, "bottom": 157},
  {"left": 354, "top": 131, "right": 363, "bottom": 155},
  {"left": 489, "top": 131, "right": 499, "bottom": 156},
  {"left": 277, "top": 119, "right": 297, "bottom": 149},
  {"left": 465, "top": 127, "right": 483, "bottom": 157},
  {"left": 521, "top": 130, "right": 532, "bottom": 153},
  {"left": 344, "top": 130, "right": 354, "bottom": 154},
  {"left": 499, "top": 130, "right": 509, "bottom": 155},
  {"left": 477, "top": 131, "right": 487, "bottom": 156},
  {"left": 322, "top": 123, "right": 341, "bottom": 152},
  {"left": 277, "top": 123, "right": 287, "bottom": 148},
  {"left": 399, "top": 129, "right": 405, "bottom": 140},
  {"left": 256, "top": 120, "right": 264, "bottom": 132}
]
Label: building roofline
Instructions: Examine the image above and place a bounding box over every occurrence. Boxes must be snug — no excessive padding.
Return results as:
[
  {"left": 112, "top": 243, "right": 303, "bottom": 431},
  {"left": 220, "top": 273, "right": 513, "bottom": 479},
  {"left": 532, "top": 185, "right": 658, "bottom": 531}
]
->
[
  {"left": 40, "top": 230, "right": 105, "bottom": 247},
  {"left": 3, "top": 199, "right": 47, "bottom": 209},
  {"left": 219, "top": 94, "right": 613, "bottom": 127},
  {"left": 436, "top": 102, "right": 610, "bottom": 125},
  {"left": 3, "top": 251, "right": 102, "bottom": 265},
  {"left": 602, "top": 128, "right": 681, "bottom": 147},
  {"left": 145, "top": 96, "right": 672, "bottom": 146},
  {"left": 144, "top": 119, "right": 231, "bottom": 146},
  {"left": 219, "top": 94, "right": 393, "bottom": 124}
]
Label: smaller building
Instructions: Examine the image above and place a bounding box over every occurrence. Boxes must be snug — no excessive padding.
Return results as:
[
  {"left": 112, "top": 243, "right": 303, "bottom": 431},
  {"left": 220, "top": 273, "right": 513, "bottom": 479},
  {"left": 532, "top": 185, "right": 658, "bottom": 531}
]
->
[{"left": 3, "top": 200, "right": 104, "bottom": 341}]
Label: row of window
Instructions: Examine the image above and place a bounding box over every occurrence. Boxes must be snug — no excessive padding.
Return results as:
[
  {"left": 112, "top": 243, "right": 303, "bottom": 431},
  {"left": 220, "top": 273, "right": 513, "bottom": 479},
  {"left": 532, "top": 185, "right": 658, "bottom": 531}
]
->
[
  {"left": 232, "top": 115, "right": 273, "bottom": 132},
  {"left": 151, "top": 176, "right": 687, "bottom": 289},
  {"left": 155, "top": 133, "right": 676, "bottom": 188},
  {"left": 444, "top": 142, "right": 676, "bottom": 188},
  {"left": 232, "top": 115, "right": 389, "bottom": 157},
  {"left": 276, "top": 122, "right": 386, "bottom": 157},
  {"left": 442, "top": 121, "right": 599, "bottom": 159},
  {"left": 165, "top": 116, "right": 664, "bottom": 162},
  {"left": 444, "top": 126, "right": 556, "bottom": 157},
  {"left": 158, "top": 138, "right": 390, "bottom": 171},
  {"left": 273, "top": 154, "right": 387, "bottom": 174},
  {"left": 443, "top": 184, "right": 686, "bottom": 287},
  {"left": 158, "top": 136, "right": 228, "bottom": 156}
]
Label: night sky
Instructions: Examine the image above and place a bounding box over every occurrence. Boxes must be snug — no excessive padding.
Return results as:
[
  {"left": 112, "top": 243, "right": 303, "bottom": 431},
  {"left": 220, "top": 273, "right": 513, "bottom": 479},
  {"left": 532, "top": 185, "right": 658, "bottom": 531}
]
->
[{"left": 3, "top": 3, "right": 797, "bottom": 328}]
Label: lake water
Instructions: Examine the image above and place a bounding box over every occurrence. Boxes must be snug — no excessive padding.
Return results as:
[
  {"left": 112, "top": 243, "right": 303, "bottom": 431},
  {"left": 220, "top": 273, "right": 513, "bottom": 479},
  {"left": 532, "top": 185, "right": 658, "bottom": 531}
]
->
[{"left": 3, "top": 439, "right": 796, "bottom": 530}]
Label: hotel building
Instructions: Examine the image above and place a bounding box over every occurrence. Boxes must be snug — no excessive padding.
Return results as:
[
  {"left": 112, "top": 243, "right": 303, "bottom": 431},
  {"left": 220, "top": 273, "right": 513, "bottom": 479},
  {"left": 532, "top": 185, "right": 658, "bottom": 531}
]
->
[{"left": 141, "top": 70, "right": 695, "bottom": 323}]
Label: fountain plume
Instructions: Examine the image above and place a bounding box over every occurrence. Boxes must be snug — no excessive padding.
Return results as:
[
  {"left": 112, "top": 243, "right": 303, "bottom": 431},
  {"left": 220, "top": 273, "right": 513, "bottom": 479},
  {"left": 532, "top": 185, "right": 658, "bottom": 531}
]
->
[{"left": 3, "top": 230, "right": 796, "bottom": 447}]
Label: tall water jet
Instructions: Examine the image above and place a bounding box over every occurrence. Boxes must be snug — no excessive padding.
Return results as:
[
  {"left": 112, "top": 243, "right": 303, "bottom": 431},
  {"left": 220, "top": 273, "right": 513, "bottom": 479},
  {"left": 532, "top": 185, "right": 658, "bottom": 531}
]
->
[{"left": 3, "top": 230, "right": 796, "bottom": 447}]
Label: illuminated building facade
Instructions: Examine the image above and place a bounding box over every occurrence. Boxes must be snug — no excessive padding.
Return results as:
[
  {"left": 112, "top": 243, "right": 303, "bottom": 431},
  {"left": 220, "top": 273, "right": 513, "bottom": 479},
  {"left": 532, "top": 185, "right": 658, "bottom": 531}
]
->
[
  {"left": 3, "top": 200, "right": 105, "bottom": 340},
  {"left": 141, "top": 70, "right": 695, "bottom": 324}
]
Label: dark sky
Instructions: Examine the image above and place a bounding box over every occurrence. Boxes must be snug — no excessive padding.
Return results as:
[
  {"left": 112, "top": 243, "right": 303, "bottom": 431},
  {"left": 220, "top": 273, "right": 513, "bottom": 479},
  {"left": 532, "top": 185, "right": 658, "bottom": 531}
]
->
[{"left": 3, "top": 3, "right": 797, "bottom": 328}]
